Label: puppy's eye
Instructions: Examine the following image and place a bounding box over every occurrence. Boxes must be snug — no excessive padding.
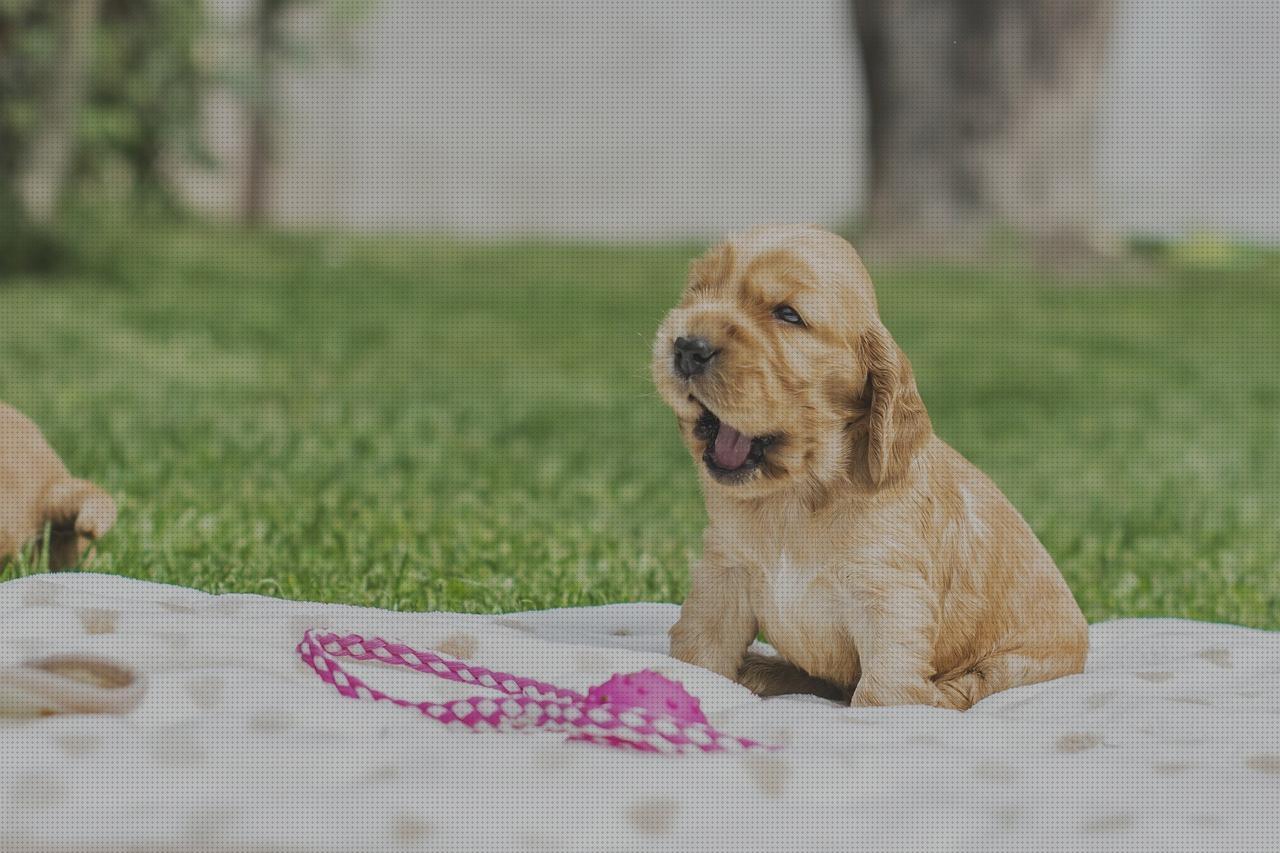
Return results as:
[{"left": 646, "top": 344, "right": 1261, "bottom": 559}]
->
[{"left": 773, "top": 305, "right": 806, "bottom": 326}]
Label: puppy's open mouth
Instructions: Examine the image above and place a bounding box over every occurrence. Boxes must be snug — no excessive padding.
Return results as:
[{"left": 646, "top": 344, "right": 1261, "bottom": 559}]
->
[{"left": 691, "top": 399, "right": 775, "bottom": 484}]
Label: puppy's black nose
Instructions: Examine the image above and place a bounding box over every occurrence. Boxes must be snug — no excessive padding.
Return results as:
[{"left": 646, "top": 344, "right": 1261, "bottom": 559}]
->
[{"left": 674, "top": 336, "right": 716, "bottom": 378}]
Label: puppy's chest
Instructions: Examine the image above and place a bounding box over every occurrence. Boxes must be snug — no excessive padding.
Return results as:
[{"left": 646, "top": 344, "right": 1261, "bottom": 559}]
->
[
  {"left": 743, "top": 550, "right": 864, "bottom": 681},
  {"left": 749, "top": 551, "right": 829, "bottom": 622}
]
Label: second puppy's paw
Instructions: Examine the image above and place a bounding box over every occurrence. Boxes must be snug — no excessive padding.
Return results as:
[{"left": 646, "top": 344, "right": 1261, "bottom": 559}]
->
[{"left": 74, "top": 488, "right": 117, "bottom": 540}]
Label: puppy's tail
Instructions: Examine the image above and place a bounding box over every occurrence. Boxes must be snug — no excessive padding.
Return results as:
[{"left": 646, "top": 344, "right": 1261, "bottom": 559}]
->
[
  {"left": 737, "top": 651, "right": 851, "bottom": 703},
  {"left": 43, "top": 478, "right": 117, "bottom": 541}
]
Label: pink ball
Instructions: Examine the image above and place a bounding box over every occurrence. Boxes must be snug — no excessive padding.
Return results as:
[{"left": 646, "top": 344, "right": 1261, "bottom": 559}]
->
[{"left": 584, "top": 670, "right": 708, "bottom": 726}]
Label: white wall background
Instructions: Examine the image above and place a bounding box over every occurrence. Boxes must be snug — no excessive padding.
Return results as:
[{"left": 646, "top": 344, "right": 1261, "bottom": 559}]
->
[{"left": 188, "top": 0, "right": 1280, "bottom": 242}]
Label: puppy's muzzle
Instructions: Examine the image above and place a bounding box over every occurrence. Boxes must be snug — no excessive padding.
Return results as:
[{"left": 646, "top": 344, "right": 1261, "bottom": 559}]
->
[{"left": 673, "top": 336, "right": 717, "bottom": 378}]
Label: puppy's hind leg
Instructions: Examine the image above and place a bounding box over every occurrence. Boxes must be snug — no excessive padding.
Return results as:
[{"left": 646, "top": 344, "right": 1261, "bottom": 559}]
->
[
  {"left": 932, "top": 650, "right": 1083, "bottom": 710},
  {"left": 738, "top": 652, "right": 851, "bottom": 702}
]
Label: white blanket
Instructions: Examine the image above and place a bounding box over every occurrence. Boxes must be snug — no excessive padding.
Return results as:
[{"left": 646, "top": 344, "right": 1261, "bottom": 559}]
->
[{"left": 2, "top": 572, "right": 1279, "bottom": 852}]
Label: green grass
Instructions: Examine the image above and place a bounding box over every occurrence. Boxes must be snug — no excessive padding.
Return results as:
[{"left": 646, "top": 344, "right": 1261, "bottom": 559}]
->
[{"left": 3, "top": 223, "right": 1280, "bottom": 628}]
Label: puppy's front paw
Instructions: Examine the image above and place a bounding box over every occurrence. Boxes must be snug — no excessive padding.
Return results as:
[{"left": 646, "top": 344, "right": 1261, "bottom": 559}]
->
[
  {"left": 75, "top": 489, "right": 117, "bottom": 540},
  {"left": 44, "top": 479, "right": 117, "bottom": 541}
]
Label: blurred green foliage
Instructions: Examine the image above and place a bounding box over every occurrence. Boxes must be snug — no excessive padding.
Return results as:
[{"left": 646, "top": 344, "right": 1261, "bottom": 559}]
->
[
  {"left": 0, "top": 1, "right": 47, "bottom": 180},
  {"left": 88, "top": 0, "right": 209, "bottom": 204},
  {"left": 0, "top": 0, "right": 63, "bottom": 269},
  {"left": 0, "top": 0, "right": 376, "bottom": 261},
  {"left": 1129, "top": 231, "right": 1280, "bottom": 281},
  {"left": 0, "top": 0, "right": 206, "bottom": 271}
]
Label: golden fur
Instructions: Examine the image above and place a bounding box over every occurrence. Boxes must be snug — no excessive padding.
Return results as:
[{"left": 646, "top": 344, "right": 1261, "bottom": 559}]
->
[
  {"left": 652, "top": 226, "right": 1087, "bottom": 709},
  {"left": 0, "top": 403, "right": 116, "bottom": 571}
]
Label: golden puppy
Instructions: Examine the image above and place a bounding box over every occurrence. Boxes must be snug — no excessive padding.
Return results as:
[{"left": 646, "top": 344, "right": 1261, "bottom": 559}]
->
[
  {"left": 0, "top": 403, "right": 116, "bottom": 571},
  {"left": 652, "top": 226, "right": 1086, "bottom": 709}
]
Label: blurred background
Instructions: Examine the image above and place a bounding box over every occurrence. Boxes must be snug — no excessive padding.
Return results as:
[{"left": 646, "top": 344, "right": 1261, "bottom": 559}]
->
[
  {"left": 1, "top": 1, "right": 1279, "bottom": 626},
  {"left": 3, "top": 0, "right": 1279, "bottom": 248}
]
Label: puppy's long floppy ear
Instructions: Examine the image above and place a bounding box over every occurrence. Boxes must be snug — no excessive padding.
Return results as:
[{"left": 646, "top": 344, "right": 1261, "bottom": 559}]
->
[{"left": 850, "top": 325, "right": 932, "bottom": 488}]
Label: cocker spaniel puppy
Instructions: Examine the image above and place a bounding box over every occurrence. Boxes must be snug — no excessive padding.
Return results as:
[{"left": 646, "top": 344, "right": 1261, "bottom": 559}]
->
[
  {"left": 0, "top": 403, "right": 116, "bottom": 571},
  {"left": 652, "top": 226, "right": 1086, "bottom": 709}
]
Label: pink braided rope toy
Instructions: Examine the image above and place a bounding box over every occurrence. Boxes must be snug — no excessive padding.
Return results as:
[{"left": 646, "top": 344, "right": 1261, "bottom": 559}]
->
[{"left": 298, "top": 629, "right": 776, "bottom": 754}]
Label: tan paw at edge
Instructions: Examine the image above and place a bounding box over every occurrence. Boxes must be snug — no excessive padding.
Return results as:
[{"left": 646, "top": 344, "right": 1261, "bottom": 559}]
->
[{"left": 75, "top": 487, "right": 118, "bottom": 540}]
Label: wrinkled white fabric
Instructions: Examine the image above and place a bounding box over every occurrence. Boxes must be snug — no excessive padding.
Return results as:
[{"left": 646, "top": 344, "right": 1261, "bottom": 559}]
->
[{"left": 2, "top": 572, "right": 1278, "bottom": 852}]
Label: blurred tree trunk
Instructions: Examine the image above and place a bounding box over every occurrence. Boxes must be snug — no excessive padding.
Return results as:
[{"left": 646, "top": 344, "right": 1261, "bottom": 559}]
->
[
  {"left": 243, "top": 0, "right": 284, "bottom": 224},
  {"left": 244, "top": 99, "right": 271, "bottom": 225},
  {"left": 238, "top": 1, "right": 369, "bottom": 224},
  {"left": 852, "top": 0, "right": 1116, "bottom": 253},
  {"left": 18, "top": 0, "right": 101, "bottom": 225}
]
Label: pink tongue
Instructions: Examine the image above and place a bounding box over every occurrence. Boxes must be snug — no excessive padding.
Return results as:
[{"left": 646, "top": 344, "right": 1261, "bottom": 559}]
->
[{"left": 713, "top": 422, "right": 754, "bottom": 470}]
